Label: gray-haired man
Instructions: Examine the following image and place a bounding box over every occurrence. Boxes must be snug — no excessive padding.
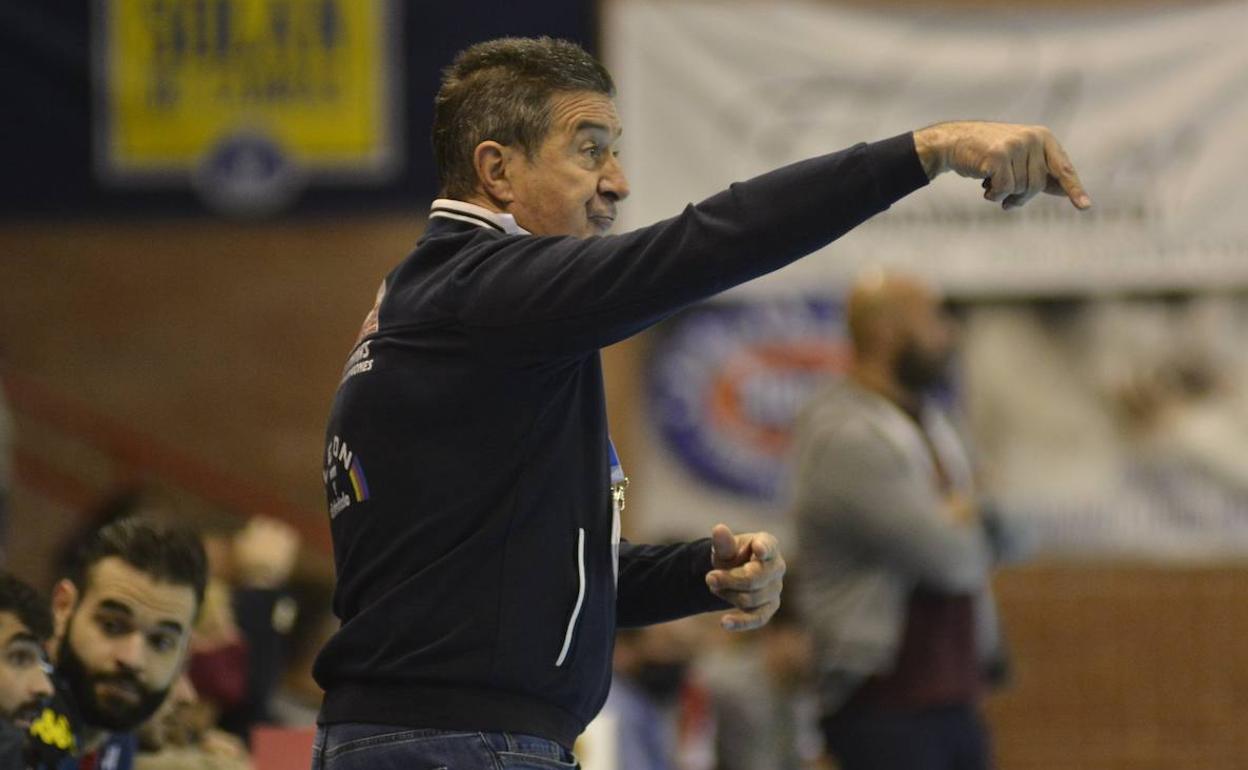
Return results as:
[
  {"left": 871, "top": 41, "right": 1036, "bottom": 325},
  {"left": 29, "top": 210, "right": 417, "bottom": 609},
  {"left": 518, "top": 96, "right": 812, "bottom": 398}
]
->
[{"left": 312, "top": 36, "right": 1086, "bottom": 770}]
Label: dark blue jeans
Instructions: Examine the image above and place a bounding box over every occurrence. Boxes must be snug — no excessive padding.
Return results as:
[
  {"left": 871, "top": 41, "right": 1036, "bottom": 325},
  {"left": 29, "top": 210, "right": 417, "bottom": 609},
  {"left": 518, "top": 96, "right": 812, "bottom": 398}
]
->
[
  {"left": 311, "top": 723, "right": 580, "bottom": 770},
  {"left": 822, "top": 704, "right": 992, "bottom": 770}
]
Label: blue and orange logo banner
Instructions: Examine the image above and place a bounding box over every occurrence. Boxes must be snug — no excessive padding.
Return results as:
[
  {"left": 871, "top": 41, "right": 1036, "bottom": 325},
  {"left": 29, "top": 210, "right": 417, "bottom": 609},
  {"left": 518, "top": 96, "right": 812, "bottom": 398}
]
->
[{"left": 648, "top": 299, "right": 849, "bottom": 500}]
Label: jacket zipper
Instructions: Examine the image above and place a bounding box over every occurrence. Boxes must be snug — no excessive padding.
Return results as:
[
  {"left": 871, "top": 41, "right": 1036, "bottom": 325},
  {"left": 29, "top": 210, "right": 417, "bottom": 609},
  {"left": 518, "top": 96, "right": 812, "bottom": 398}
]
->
[{"left": 555, "top": 528, "right": 587, "bottom": 667}]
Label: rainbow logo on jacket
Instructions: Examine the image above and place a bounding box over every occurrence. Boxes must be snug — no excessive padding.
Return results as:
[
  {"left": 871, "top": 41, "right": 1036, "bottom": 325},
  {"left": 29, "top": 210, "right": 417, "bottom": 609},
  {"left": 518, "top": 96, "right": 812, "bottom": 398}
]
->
[{"left": 348, "top": 456, "right": 371, "bottom": 501}]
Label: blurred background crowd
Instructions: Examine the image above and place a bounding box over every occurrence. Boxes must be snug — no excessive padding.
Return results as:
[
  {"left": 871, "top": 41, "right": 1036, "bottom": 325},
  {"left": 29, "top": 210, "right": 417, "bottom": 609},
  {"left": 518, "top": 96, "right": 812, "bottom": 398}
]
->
[{"left": 3, "top": 0, "right": 1248, "bottom": 768}]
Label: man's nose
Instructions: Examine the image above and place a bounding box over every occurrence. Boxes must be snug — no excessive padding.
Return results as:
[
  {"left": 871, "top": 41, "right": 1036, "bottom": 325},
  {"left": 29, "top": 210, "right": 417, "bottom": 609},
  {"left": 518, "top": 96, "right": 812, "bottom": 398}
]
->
[
  {"left": 27, "top": 666, "right": 54, "bottom": 699},
  {"left": 113, "top": 633, "right": 147, "bottom": 671},
  {"left": 600, "top": 156, "right": 630, "bottom": 201}
]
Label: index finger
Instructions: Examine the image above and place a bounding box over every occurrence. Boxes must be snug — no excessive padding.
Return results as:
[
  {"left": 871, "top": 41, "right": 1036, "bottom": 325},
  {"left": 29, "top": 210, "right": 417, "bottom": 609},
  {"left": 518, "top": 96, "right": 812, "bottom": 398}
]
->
[{"left": 1043, "top": 135, "right": 1092, "bottom": 210}]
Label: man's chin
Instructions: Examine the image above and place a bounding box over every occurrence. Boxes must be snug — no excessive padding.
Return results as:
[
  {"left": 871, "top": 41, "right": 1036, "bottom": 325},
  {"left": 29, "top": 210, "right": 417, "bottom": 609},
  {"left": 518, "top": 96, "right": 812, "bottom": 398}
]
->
[
  {"left": 95, "top": 701, "right": 146, "bottom": 731},
  {"left": 10, "top": 708, "right": 42, "bottom": 731},
  {"left": 84, "top": 689, "right": 158, "bottom": 732}
]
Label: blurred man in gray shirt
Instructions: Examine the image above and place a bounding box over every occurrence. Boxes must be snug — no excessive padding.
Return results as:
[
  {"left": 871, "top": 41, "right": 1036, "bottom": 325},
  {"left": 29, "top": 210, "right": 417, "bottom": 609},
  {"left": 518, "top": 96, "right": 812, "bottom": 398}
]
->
[{"left": 791, "top": 272, "right": 1028, "bottom": 770}]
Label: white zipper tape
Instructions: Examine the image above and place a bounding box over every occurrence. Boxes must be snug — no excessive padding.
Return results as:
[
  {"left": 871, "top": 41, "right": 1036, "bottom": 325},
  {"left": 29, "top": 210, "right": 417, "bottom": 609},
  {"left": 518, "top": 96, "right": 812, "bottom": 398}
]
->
[{"left": 555, "top": 527, "right": 587, "bottom": 667}]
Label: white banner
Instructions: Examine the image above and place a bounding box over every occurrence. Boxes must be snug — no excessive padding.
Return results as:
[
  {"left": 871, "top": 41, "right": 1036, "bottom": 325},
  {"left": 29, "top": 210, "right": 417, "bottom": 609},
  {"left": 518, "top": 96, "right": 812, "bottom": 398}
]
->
[
  {"left": 605, "top": 0, "right": 1248, "bottom": 297},
  {"left": 629, "top": 294, "right": 1248, "bottom": 561},
  {"left": 605, "top": 1, "right": 1248, "bottom": 557}
]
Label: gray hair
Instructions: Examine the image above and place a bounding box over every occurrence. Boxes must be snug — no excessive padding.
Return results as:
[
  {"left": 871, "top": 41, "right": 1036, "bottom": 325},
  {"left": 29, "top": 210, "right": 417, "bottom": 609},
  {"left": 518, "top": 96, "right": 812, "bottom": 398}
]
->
[{"left": 432, "top": 37, "right": 615, "bottom": 199}]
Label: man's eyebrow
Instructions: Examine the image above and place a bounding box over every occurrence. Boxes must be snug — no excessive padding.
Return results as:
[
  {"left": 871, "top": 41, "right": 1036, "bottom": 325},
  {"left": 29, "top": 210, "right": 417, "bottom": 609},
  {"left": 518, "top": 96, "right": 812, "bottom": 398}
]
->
[
  {"left": 574, "top": 121, "right": 620, "bottom": 137},
  {"left": 96, "top": 600, "right": 185, "bottom": 635},
  {"left": 3, "top": 631, "right": 39, "bottom": 647},
  {"left": 156, "top": 620, "right": 186, "bottom": 636},
  {"left": 96, "top": 599, "right": 134, "bottom": 617}
]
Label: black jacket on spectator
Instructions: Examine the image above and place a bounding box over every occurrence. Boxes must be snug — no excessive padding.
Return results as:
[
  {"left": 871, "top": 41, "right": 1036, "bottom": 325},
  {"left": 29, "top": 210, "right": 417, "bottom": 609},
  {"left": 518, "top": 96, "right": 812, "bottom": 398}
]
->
[{"left": 313, "top": 133, "right": 929, "bottom": 748}]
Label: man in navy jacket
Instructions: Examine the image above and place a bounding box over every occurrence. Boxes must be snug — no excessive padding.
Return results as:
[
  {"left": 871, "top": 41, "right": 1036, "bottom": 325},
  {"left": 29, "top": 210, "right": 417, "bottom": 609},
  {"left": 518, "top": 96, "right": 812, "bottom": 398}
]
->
[{"left": 311, "top": 37, "right": 1090, "bottom": 770}]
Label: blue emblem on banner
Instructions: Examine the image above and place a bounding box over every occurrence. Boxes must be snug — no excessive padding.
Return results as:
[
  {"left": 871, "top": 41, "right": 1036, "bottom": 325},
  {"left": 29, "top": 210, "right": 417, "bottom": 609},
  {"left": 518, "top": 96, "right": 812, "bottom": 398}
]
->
[{"left": 648, "top": 298, "right": 849, "bottom": 500}]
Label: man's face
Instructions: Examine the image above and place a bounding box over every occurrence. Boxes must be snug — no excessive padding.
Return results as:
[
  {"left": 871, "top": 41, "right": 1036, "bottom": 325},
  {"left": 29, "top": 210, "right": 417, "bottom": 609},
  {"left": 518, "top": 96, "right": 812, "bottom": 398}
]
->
[
  {"left": 53, "top": 558, "right": 197, "bottom": 733},
  {"left": 505, "top": 90, "right": 629, "bottom": 238},
  {"left": 0, "top": 611, "right": 52, "bottom": 729}
]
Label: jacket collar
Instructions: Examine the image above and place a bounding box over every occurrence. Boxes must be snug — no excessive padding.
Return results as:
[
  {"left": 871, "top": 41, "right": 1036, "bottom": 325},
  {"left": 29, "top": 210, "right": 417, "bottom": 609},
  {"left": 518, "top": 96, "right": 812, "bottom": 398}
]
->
[{"left": 428, "top": 199, "right": 529, "bottom": 235}]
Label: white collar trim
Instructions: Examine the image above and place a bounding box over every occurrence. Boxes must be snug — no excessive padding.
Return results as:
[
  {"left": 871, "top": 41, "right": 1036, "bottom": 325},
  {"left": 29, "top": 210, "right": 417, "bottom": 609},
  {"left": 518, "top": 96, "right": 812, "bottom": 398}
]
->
[{"left": 429, "top": 199, "right": 529, "bottom": 235}]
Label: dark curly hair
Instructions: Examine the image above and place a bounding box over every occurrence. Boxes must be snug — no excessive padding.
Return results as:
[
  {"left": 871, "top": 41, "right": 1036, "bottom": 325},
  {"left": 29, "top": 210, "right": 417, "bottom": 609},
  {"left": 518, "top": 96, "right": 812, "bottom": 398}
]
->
[
  {"left": 64, "top": 517, "right": 207, "bottom": 611},
  {"left": 0, "top": 571, "right": 53, "bottom": 641}
]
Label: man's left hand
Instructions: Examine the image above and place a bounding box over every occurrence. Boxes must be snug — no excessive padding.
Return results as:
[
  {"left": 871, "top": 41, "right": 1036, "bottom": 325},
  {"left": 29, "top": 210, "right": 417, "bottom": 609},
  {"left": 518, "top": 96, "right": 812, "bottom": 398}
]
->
[{"left": 705, "top": 523, "right": 786, "bottom": 631}]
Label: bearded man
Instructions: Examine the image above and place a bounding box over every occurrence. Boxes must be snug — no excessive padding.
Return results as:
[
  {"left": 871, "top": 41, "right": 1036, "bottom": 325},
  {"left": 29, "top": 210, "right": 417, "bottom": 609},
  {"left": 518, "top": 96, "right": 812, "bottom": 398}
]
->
[{"left": 28, "top": 518, "right": 206, "bottom": 770}]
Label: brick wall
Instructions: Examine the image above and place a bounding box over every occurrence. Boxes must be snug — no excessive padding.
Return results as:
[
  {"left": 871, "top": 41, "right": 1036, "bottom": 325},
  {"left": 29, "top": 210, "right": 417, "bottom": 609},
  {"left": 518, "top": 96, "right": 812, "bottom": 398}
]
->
[{"left": 988, "top": 563, "right": 1248, "bottom": 770}]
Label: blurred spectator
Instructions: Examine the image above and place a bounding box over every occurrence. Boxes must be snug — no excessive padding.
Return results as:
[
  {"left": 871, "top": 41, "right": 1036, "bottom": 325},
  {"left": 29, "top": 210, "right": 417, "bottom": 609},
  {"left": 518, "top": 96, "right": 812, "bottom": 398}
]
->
[
  {"left": 187, "top": 581, "right": 248, "bottom": 727},
  {"left": 791, "top": 273, "right": 1027, "bottom": 770},
  {"left": 597, "top": 620, "right": 714, "bottom": 770},
  {"left": 697, "top": 580, "right": 826, "bottom": 770},
  {"left": 26, "top": 517, "right": 206, "bottom": 770},
  {"left": 267, "top": 581, "right": 336, "bottom": 728},
  {"left": 192, "top": 516, "right": 300, "bottom": 741},
  {"left": 602, "top": 627, "right": 679, "bottom": 770},
  {"left": 135, "top": 674, "right": 249, "bottom": 770}
]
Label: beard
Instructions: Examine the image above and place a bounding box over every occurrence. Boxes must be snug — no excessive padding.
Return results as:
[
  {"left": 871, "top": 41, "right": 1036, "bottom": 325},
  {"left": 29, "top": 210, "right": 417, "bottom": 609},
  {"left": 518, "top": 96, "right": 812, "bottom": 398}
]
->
[
  {"left": 895, "top": 339, "right": 953, "bottom": 394},
  {"left": 56, "top": 619, "right": 171, "bottom": 733},
  {"left": 4, "top": 698, "right": 45, "bottom": 728}
]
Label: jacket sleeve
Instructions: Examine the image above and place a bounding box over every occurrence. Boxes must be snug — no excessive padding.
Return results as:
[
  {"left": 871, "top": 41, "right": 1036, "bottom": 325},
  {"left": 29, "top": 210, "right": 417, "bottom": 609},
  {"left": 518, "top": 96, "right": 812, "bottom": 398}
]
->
[
  {"left": 793, "top": 418, "right": 992, "bottom": 594},
  {"left": 450, "top": 134, "right": 928, "bottom": 356},
  {"left": 616, "top": 538, "right": 730, "bottom": 627}
]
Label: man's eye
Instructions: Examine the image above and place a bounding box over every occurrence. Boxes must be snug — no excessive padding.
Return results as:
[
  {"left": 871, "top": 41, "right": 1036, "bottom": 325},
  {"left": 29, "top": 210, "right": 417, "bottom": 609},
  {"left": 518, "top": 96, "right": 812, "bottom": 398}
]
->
[
  {"left": 98, "top": 617, "right": 129, "bottom": 637},
  {"left": 6, "top": 650, "right": 37, "bottom": 668},
  {"left": 583, "top": 144, "right": 601, "bottom": 159},
  {"left": 148, "top": 633, "right": 178, "bottom": 653}
]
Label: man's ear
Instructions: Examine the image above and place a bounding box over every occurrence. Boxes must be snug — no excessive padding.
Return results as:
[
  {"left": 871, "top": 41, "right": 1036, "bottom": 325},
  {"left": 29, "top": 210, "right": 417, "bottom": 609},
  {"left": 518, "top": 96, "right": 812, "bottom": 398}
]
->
[
  {"left": 473, "top": 141, "right": 515, "bottom": 204},
  {"left": 51, "top": 579, "right": 78, "bottom": 648}
]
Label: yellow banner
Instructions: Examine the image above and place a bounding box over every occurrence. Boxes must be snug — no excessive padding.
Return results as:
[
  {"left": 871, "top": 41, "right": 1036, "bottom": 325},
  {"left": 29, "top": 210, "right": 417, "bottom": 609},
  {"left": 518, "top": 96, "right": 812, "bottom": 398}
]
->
[{"left": 99, "top": 0, "right": 394, "bottom": 175}]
